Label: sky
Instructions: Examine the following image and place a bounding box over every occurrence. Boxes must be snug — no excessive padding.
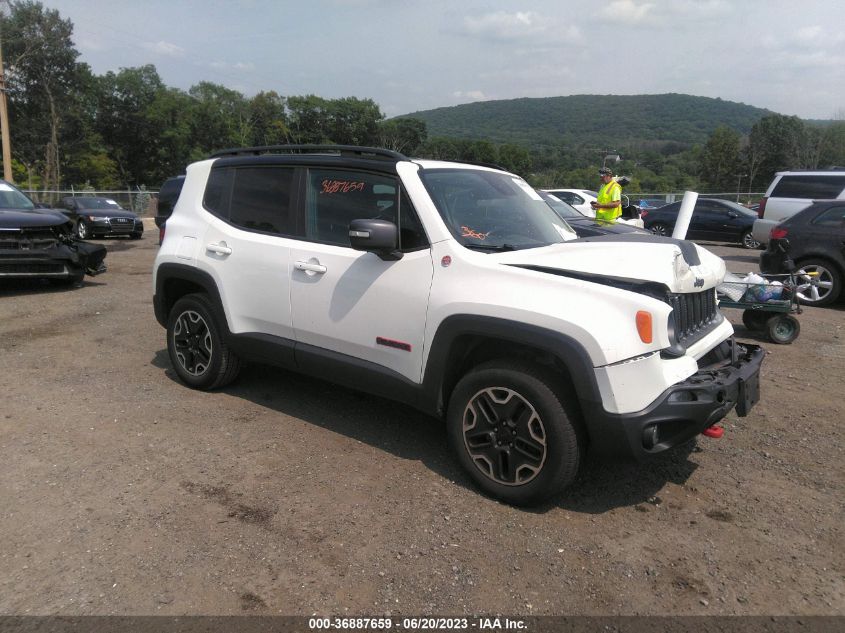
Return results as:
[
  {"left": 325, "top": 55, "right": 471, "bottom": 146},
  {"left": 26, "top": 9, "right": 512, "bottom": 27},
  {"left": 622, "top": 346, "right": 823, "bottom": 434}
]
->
[{"left": 37, "top": 0, "right": 845, "bottom": 120}]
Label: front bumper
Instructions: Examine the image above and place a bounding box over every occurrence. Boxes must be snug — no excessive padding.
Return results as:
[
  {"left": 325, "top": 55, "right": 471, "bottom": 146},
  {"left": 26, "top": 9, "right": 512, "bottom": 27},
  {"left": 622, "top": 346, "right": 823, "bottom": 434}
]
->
[
  {"left": 759, "top": 241, "right": 788, "bottom": 275},
  {"left": 88, "top": 218, "right": 143, "bottom": 236},
  {"left": 0, "top": 241, "right": 107, "bottom": 279},
  {"left": 583, "top": 338, "right": 764, "bottom": 460}
]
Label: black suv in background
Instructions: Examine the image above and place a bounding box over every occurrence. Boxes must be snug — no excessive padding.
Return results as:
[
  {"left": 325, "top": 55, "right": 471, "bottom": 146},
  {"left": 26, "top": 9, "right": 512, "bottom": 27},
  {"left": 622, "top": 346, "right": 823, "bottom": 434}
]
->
[
  {"left": 760, "top": 200, "right": 845, "bottom": 306},
  {"left": 155, "top": 175, "right": 185, "bottom": 242}
]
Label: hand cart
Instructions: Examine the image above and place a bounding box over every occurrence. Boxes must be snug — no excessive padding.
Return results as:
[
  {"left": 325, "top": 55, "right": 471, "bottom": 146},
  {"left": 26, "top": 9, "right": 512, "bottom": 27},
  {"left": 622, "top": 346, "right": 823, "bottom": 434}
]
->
[{"left": 717, "top": 271, "right": 805, "bottom": 344}]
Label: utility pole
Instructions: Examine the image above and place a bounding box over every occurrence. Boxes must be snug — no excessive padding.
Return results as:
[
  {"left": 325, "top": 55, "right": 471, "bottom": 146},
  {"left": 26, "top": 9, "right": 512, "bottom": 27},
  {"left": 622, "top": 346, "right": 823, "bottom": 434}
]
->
[{"left": 0, "top": 21, "right": 12, "bottom": 183}]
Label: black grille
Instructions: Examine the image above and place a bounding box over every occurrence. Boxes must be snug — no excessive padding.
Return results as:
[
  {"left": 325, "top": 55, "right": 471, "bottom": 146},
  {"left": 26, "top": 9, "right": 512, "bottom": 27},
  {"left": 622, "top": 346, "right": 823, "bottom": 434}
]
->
[
  {"left": 0, "top": 262, "right": 65, "bottom": 274},
  {"left": 110, "top": 217, "right": 133, "bottom": 225},
  {"left": 666, "top": 289, "right": 719, "bottom": 345}
]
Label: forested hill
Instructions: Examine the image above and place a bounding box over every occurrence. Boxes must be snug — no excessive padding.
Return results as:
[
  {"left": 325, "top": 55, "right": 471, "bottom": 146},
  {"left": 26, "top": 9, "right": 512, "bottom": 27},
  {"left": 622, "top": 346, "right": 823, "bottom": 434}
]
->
[{"left": 401, "top": 93, "right": 775, "bottom": 149}]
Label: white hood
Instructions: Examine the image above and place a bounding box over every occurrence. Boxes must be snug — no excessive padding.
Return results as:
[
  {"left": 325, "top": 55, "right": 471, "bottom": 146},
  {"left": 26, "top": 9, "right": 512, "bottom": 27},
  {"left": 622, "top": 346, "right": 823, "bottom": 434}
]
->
[{"left": 493, "top": 237, "right": 726, "bottom": 294}]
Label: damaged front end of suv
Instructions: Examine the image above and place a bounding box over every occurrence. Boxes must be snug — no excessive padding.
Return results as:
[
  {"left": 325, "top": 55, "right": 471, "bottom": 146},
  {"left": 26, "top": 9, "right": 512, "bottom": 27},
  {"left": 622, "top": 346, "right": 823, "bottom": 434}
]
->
[{"left": 0, "top": 182, "right": 107, "bottom": 285}]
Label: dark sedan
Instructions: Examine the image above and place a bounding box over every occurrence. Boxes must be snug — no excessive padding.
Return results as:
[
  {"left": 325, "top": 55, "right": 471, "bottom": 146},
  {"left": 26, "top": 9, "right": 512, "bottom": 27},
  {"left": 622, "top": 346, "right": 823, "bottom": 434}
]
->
[
  {"left": 759, "top": 200, "right": 845, "bottom": 307},
  {"left": 0, "top": 180, "right": 106, "bottom": 285},
  {"left": 641, "top": 198, "right": 760, "bottom": 248},
  {"left": 56, "top": 196, "right": 143, "bottom": 240},
  {"left": 539, "top": 191, "right": 650, "bottom": 238}
]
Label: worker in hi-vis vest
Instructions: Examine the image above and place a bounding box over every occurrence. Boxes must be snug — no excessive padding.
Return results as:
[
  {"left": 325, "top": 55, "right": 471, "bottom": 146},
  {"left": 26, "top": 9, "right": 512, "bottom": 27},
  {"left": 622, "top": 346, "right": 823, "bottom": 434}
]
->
[{"left": 591, "top": 167, "right": 622, "bottom": 223}]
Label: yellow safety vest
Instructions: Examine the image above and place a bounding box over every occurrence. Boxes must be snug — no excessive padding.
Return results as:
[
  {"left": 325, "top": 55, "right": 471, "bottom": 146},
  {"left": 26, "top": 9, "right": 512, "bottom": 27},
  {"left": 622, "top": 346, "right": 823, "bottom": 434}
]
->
[{"left": 595, "top": 180, "right": 622, "bottom": 223}]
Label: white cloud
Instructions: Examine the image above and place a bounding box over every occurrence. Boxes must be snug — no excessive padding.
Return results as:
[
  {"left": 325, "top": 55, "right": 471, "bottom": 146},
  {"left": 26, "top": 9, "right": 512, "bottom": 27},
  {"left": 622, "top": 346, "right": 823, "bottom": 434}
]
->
[
  {"left": 600, "top": 0, "right": 655, "bottom": 24},
  {"left": 463, "top": 11, "right": 548, "bottom": 40},
  {"left": 452, "top": 90, "right": 486, "bottom": 101},
  {"left": 210, "top": 61, "right": 256, "bottom": 72},
  {"left": 141, "top": 41, "right": 185, "bottom": 57}
]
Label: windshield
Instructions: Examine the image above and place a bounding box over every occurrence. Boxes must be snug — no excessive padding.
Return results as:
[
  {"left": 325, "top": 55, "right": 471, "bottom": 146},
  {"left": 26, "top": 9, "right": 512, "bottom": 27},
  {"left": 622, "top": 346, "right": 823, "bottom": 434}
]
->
[
  {"left": 76, "top": 197, "right": 122, "bottom": 210},
  {"left": 0, "top": 182, "right": 35, "bottom": 210},
  {"left": 538, "top": 191, "right": 586, "bottom": 220},
  {"left": 419, "top": 169, "right": 575, "bottom": 251}
]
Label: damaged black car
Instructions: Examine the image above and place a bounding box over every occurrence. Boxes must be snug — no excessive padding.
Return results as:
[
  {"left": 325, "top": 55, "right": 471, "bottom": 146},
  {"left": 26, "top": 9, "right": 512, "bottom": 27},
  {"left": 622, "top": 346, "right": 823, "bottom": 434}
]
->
[{"left": 0, "top": 180, "right": 107, "bottom": 285}]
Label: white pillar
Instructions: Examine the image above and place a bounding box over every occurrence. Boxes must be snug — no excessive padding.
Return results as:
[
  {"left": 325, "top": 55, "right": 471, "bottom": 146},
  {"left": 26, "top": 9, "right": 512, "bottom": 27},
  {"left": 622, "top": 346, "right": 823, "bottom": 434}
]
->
[{"left": 672, "top": 191, "right": 698, "bottom": 239}]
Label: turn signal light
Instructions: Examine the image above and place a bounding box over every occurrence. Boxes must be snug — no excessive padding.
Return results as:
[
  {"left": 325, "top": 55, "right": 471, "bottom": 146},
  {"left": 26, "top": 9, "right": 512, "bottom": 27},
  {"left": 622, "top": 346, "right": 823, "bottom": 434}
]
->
[{"left": 636, "top": 311, "right": 653, "bottom": 343}]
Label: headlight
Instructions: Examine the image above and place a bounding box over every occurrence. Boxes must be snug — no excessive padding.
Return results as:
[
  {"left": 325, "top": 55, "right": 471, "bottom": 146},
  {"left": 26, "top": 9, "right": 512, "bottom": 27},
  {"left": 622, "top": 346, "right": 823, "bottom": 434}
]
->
[{"left": 89, "top": 215, "right": 107, "bottom": 221}]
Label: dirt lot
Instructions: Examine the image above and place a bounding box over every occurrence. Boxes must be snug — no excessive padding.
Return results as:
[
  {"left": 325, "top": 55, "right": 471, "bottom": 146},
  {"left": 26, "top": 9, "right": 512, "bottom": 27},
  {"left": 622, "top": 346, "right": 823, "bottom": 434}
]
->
[{"left": 0, "top": 225, "right": 842, "bottom": 617}]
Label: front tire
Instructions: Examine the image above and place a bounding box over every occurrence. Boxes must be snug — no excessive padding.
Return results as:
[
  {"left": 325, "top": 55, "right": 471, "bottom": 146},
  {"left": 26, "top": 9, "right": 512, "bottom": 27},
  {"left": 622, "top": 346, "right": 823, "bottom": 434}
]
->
[
  {"left": 794, "top": 259, "right": 842, "bottom": 307},
  {"left": 77, "top": 220, "right": 90, "bottom": 240},
  {"left": 446, "top": 360, "right": 583, "bottom": 506},
  {"left": 166, "top": 293, "right": 241, "bottom": 390}
]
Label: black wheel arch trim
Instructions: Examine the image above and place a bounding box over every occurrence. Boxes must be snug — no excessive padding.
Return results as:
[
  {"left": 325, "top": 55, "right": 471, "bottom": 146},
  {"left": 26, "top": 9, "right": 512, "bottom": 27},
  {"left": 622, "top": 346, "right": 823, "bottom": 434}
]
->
[
  {"left": 422, "top": 314, "right": 601, "bottom": 417},
  {"left": 154, "top": 263, "right": 226, "bottom": 329}
]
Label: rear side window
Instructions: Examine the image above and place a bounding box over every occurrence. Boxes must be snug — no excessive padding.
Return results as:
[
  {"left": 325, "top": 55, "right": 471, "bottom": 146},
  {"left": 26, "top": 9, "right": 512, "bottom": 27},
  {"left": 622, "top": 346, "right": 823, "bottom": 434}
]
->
[
  {"left": 811, "top": 206, "right": 845, "bottom": 227},
  {"left": 203, "top": 168, "right": 231, "bottom": 215},
  {"left": 770, "top": 175, "right": 845, "bottom": 199},
  {"left": 203, "top": 166, "right": 297, "bottom": 236},
  {"left": 229, "top": 167, "right": 296, "bottom": 235}
]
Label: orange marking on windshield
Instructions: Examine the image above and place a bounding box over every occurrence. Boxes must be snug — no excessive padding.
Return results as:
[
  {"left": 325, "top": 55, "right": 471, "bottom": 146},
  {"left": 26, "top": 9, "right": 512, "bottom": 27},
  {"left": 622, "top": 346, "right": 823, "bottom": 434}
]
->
[{"left": 461, "top": 225, "right": 490, "bottom": 240}]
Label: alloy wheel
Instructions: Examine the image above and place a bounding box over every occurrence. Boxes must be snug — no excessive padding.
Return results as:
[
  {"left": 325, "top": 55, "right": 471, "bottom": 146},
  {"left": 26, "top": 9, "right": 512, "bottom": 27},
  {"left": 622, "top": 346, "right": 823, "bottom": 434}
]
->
[
  {"left": 462, "top": 387, "right": 547, "bottom": 486},
  {"left": 795, "top": 264, "right": 835, "bottom": 305},
  {"left": 742, "top": 231, "right": 761, "bottom": 249},
  {"left": 172, "top": 309, "right": 213, "bottom": 376}
]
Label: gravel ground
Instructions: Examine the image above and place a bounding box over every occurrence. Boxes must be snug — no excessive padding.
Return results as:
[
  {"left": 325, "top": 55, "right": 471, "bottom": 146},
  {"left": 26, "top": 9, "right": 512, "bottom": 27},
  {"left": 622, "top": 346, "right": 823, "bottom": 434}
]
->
[{"left": 0, "top": 225, "right": 842, "bottom": 616}]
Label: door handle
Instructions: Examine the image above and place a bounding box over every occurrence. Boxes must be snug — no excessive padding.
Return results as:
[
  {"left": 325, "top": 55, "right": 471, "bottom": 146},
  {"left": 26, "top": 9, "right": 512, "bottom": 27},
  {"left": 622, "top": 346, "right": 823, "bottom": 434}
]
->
[
  {"left": 206, "top": 242, "right": 233, "bottom": 255},
  {"left": 294, "top": 260, "right": 327, "bottom": 274}
]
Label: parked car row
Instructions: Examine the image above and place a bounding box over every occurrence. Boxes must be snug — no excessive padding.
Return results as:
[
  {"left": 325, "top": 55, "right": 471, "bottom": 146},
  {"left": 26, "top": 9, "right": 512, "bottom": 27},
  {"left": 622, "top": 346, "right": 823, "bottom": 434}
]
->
[{"left": 641, "top": 198, "right": 761, "bottom": 249}]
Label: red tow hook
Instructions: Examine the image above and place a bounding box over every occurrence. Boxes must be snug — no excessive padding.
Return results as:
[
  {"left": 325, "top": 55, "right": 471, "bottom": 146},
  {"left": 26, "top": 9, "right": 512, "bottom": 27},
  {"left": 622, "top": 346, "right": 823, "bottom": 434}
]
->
[{"left": 702, "top": 425, "right": 724, "bottom": 439}]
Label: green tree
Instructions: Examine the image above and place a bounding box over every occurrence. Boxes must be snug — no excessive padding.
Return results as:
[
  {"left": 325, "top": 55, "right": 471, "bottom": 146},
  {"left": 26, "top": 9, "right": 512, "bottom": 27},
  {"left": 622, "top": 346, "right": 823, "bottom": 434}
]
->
[
  {"left": 745, "top": 114, "right": 812, "bottom": 189},
  {"left": 497, "top": 143, "right": 532, "bottom": 175},
  {"left": 94, "top": 65, "right": 167, "bottom": 186},
  {"left": 2, "top": 0, "right": 89, "bottom": 188},
  {"left": 377, "top": 117, "right": 427, "bottom": 154},
  {"left": 417, "top": 137, "right": 460, "bottom": 160},
  {"left": 248, "top": 91, "right": 288, "bottom": 146},
  {"left": 700, "top": 126, "right": 741, "bottom": 192},
  {"left": 188, "top": 81, "right": 251, "bottom": 155},
  {"left": 324, "top": 97, "right": 383, "bottom": 145},
  {"left": 286, "top": 95, "right": 330, "bottom": 144}
]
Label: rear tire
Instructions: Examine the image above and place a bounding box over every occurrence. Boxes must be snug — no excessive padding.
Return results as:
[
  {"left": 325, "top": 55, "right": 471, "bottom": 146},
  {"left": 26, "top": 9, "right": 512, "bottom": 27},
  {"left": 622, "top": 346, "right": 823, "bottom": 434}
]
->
[
  {"left": 650, "top": 222, "right": 669, "bottom": 236},
  {"left": 166, "top": 293, "right": 241, "bottom": 390},
  {"left": 794, "top": 259, "right": 841, "bottom": 307},
  {"left": 446, "top": 360, "right": 583, "bottom": 506},
  {"left": 741, "top": 230, "right": 760, "bottom": 249}
]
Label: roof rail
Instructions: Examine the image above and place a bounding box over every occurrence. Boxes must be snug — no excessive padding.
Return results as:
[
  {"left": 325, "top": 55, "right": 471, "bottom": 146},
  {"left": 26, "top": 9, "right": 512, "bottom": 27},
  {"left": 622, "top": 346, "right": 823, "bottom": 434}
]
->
[
  {"left": 209, "top": 144, "right": 409, "bottom": 161},
  {"left": 417, "top": 158, "right": 509, "bottom": 172}
]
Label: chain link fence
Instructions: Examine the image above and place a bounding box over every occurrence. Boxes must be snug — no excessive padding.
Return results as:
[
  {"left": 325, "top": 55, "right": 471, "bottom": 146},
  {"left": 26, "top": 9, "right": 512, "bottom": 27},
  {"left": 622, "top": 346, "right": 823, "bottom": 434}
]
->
[{"left": 24, "top": 188, "right": 160, "bottom": 216}]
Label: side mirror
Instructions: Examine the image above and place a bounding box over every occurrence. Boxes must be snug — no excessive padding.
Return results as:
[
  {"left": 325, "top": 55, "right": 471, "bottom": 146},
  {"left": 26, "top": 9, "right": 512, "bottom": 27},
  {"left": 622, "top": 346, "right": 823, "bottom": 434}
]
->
[
  {"left": 349, "top": 218, "right": 403, "bottom": 261},
  {"left": 727, "top": 211, "right": 738, "bottom": 218}
]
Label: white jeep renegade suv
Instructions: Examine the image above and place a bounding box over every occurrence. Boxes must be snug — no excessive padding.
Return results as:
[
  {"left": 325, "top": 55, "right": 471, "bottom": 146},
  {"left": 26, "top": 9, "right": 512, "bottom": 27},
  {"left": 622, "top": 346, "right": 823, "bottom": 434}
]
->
[{"left": 153, "top": 145, "right": 764, "bottom": 506}]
